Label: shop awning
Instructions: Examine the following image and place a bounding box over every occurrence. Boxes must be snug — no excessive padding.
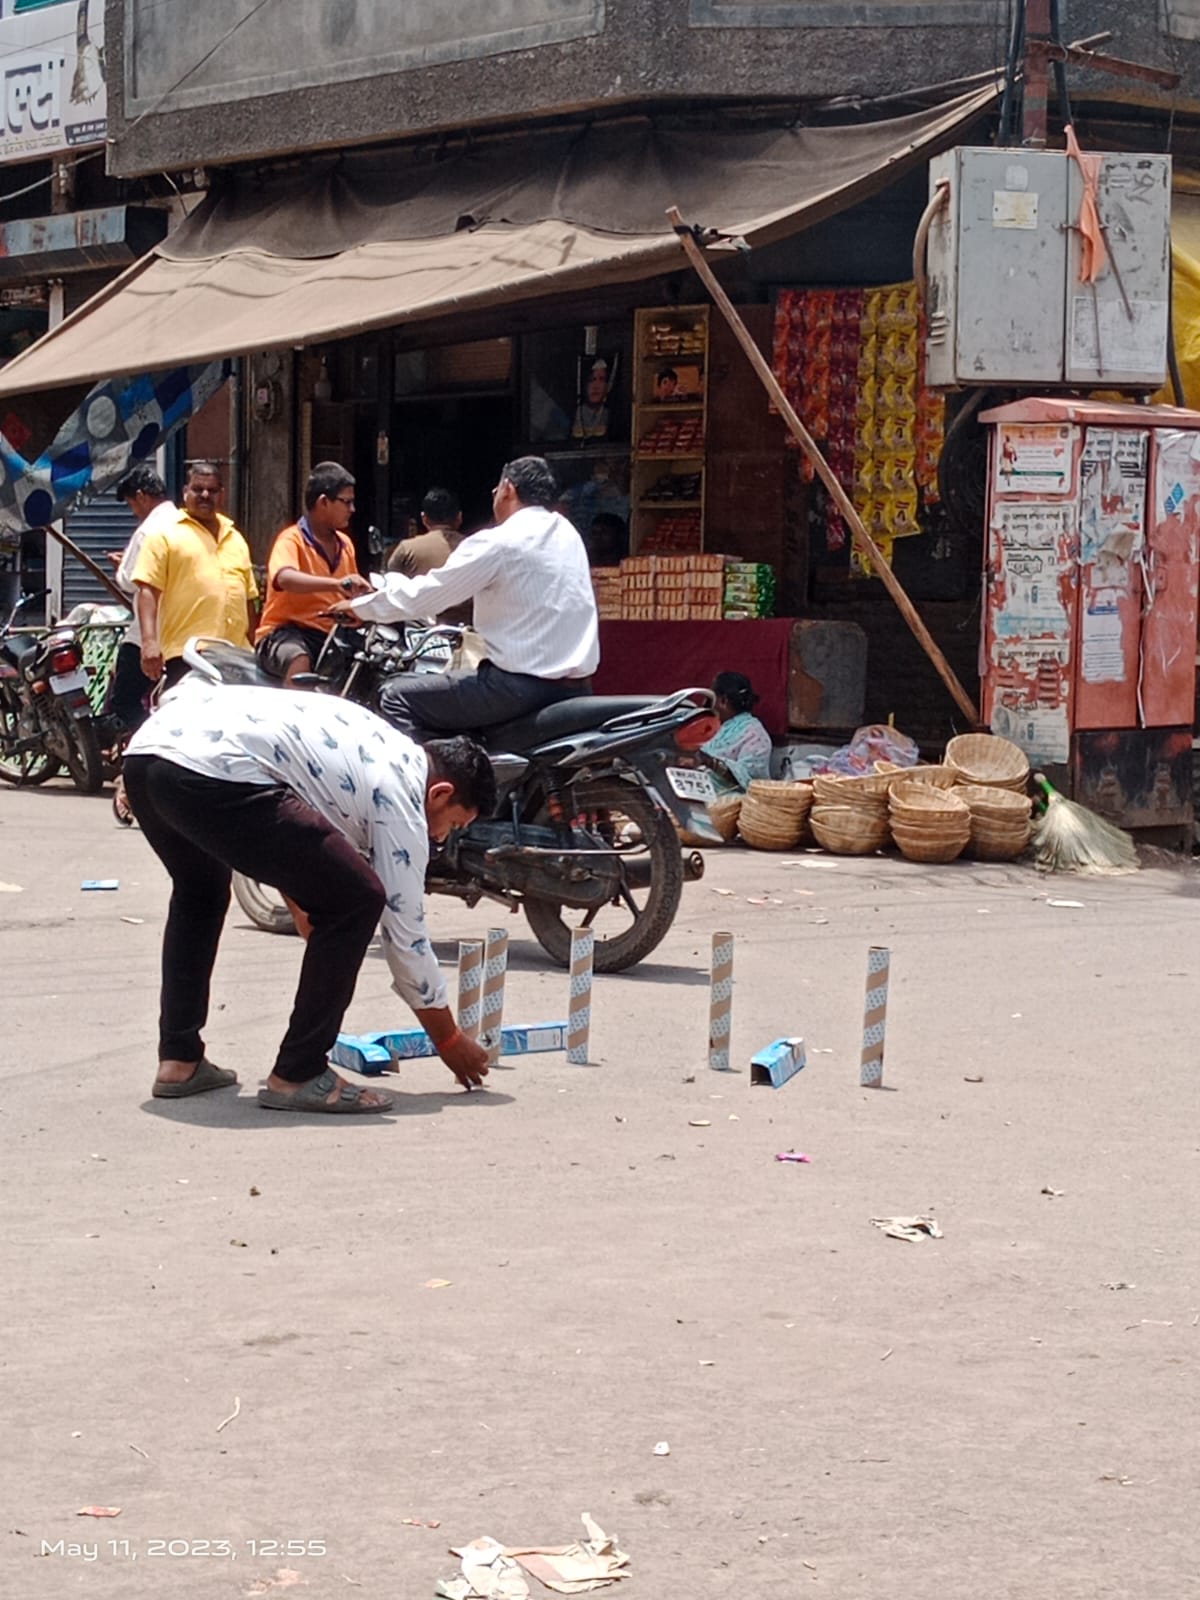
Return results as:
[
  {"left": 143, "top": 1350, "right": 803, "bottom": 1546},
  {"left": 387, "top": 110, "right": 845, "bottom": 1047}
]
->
[{"left": 0, "top": 83, "right": 998, "bottom": 398}]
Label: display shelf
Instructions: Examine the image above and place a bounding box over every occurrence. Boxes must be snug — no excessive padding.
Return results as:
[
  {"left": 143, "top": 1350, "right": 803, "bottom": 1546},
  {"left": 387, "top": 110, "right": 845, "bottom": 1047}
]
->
[{"left": 630, "top": 305, "right": 709, "bottom": 554}]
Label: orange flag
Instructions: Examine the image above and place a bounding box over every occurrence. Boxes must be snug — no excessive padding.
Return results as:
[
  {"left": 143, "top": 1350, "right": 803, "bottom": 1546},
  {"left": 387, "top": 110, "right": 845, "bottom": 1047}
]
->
[{"left": 1066, "top": 124, "right": 1108, "bottom": 284}]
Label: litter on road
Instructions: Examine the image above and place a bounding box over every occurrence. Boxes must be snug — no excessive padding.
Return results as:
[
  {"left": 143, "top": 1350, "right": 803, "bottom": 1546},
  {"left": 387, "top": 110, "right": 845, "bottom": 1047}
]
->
[{"left": 871, "top": 1215, "right": 942, "bottom": 1242}]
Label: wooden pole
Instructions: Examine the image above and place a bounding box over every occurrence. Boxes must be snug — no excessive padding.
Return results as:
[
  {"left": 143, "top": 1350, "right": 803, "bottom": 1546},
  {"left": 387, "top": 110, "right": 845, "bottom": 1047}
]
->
[
  {"left": 1021, "top": 0, "right": 1052, "bottom": 147},
  {"left": 665, "top": 208, "right": 982, "bottom": 728},
  {"left": 39, "top": 523, "right": 129, "bottom": 607}
]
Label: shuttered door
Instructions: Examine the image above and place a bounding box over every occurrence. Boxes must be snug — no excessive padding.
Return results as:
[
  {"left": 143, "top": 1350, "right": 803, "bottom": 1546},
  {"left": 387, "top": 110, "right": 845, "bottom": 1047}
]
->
[{"left": 60, "top": 497, "right": 136, "bottom": 614}]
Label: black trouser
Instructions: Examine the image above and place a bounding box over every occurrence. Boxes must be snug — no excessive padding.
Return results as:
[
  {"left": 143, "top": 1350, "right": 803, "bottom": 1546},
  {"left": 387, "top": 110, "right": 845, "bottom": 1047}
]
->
[
  {"left": 162, "top": 657, "right": 190, "bottom": 690},
  {"left": 109, "top": 641, "right": 154, "bottom": 735},
  {"left": 123, "top": 755, "right": 386, "bottom": 1083},
  {"left": 379, "top": 660, "right": 590, "bottom": 741}
]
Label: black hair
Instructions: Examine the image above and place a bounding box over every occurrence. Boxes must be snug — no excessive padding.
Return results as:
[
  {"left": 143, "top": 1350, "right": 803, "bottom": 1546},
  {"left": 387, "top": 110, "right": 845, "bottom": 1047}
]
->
[
  {"left": 421, "top": 486, "right": 461, "bottom": 525},
  {"left": 712, "top": 671, "right": 758, "bottom": 714},
  {"left": 500, "top": 455, "right": 558, "bottom": 509},
  {"left": 114, "top": 464, "right": 167, "bottom": 501},
  {"left": 425, "top": 736, "right": 497, "bottom": 817},
  {"left": 656, "top": 367, "right": 678, "bottom": 384},
  {"left": 184, "top": 459, "right": 224, "bottom": 485},
  {"left": 305, "top": 460, "right": 355, "bottom": 510}
]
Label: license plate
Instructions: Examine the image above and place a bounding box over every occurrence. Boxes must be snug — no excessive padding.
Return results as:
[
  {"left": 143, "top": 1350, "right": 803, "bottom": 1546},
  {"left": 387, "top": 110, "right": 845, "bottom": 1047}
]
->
[
  {"left": 666, "top": 766, "right": 717, "bottom": 803},
  {"left": 49, "top": 669, "right": 88, "bottom": 695}
]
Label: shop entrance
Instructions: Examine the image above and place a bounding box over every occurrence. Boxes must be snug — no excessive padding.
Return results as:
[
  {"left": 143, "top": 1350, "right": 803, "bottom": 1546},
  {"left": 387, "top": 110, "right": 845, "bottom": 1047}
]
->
[{"left": 390, "top": 394, "right": 516, "bottom": 537}]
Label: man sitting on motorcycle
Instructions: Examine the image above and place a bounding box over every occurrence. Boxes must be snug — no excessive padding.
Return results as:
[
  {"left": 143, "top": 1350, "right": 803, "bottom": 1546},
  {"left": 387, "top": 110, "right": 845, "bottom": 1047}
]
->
[{"left": 341, "top": 456, "right": 598, "bottom": 740}]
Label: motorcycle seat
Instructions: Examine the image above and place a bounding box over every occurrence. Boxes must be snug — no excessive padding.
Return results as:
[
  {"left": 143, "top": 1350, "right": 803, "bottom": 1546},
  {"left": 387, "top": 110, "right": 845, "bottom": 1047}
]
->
[
  {"left": 4, "top": 634, "right": 38, "bottom": 668},
  {"left": 485, "top": 695, "right": 661, "bottom": 752}
]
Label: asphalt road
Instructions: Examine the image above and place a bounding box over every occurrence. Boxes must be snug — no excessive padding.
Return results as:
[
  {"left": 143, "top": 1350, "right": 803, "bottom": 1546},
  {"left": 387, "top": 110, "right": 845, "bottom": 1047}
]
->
[{"left": 2, "top": 778, "right": 1198, "bottom": 1598}]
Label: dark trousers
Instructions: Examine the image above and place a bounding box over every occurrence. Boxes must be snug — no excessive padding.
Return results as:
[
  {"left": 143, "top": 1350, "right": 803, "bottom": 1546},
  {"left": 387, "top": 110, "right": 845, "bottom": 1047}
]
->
[
  {"left": 109, "top": 641, "right": 154, "bottom": 735},
  {"left": 162, "top": 657, "right": 190, "bottom": 690},
  {"left": 123, "top": 755, "right": 386, "bottom": 1083},
  {"left": 379, "top": 660, "right": 590, "bottom": 741}
]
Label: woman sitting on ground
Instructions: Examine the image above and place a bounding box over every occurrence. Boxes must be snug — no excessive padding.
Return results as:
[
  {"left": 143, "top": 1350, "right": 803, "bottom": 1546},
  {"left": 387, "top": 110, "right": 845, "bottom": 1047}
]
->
[{"left": 701, "top": 671, "right": 773, "bottom": 793}]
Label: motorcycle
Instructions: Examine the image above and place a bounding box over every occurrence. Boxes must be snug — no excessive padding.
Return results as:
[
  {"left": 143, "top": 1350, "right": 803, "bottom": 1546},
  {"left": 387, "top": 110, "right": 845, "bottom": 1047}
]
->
[
  {"left": 184, "top": 627, "right": 719, "bottom": 972},
  {"left": 0, "top": 591, "right": 105, "bottom": 793}
]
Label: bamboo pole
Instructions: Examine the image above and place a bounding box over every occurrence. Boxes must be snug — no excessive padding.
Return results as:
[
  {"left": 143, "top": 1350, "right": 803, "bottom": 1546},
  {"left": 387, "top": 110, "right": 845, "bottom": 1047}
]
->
[
  {"left": 39, "top": 523, "right": 130, "bottom": 607},
  {"left": 665, "top": 207, "right": 982, "bottom": 729}
]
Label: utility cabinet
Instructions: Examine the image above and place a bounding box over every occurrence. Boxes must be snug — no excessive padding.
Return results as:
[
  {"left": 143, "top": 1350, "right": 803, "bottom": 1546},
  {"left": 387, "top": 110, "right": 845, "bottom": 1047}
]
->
[
  {"left": 979, "top": 397, "right": 1200, "bottom": 834},
  {"left": 925, "top": 147, "right": 1171, "bottom": 391}
]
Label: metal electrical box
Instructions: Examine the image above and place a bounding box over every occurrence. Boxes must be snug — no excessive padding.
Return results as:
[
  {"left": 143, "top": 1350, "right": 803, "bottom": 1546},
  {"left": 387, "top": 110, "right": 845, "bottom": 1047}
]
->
[{"left": 925, "top": 147, "right": 1171, "bottom": 391}]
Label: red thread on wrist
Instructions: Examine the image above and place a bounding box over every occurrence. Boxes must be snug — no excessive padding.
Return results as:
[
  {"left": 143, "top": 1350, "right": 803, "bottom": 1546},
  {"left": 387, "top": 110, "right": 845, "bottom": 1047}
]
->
[{"left": 438, "top": 1027, "right": 463, "bottom": 1052}]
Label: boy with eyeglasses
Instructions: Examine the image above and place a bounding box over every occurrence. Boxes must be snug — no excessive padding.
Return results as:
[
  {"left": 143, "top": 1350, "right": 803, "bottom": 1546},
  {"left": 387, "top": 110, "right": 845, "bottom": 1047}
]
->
[{"left": 255, "top": 460, "right": 372, "bottom": 686}]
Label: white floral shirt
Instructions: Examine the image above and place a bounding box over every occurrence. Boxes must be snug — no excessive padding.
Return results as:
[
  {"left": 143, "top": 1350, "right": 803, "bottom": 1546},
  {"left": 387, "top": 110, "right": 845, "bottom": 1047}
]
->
[{"left": 128, "top": 680, "right": 447, "bottom": 1009}]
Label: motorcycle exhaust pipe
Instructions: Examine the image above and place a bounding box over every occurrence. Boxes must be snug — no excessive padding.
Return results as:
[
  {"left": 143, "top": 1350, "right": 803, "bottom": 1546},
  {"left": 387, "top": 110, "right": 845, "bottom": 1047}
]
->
[{"left": 623, "top": 850, "right": 705, "bottom": 889}]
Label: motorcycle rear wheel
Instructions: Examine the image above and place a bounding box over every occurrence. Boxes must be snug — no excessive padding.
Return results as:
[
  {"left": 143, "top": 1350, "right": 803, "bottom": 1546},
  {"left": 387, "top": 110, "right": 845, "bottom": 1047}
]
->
[
  {"left": 0, "top": 689, "right": 60, "bottom": 786},
  {"left": 523, "top": 778, "right": 684, "bottom": 973},
  {"left": 232, "top": 872, "right": 298, "bottom": 935},
  {"left": 56, "top": 708, "right": 104, "bottom": 794}
]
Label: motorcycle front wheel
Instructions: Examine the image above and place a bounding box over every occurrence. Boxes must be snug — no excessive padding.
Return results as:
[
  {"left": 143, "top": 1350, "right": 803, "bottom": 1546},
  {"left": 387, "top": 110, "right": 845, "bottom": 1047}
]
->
[
  {"left": 232, "top": 872, "right": 298, "bottom": 935},
  {"left": 0, "top": 687, "right": 60, "bottom": 786},
  {"left": 523, "top": 778, "right": 684, "bottom": 973}
]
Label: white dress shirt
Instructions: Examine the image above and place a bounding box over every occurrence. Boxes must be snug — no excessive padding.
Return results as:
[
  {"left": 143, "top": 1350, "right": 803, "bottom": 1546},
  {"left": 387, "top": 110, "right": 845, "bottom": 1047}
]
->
[
  {"left": 352, "top": 504, "right": 600, "bottom": 679},
  {"left": 114, "top": 499, "right": 178, "bottom": 648},
  {"left": 127, "top": 680, "right": 447, "bottom": 1010}
]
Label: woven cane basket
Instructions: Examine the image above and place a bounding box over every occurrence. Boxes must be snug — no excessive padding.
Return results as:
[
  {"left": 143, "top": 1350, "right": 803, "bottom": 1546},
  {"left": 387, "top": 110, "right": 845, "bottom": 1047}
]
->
[
  {"left": 810, "top": 803, "right": 890, "bottom": 855},
  {"left": 812, "top": 771, "right": 892, "bottom": 807},
  {"left": 944, "top": 733, "right": 1030, "bottom": 793},
  {"left": 876, "top": 761, "right": 957, "bottom": 790},
  {"left": 890, "top": 824, "right": 970, "bottom": 864},
  {"left": 888, "top": 781, "right": 971, "bottom": 823},
  {"left": 706, "top": 793, "right": 743, "bottom": 842}
]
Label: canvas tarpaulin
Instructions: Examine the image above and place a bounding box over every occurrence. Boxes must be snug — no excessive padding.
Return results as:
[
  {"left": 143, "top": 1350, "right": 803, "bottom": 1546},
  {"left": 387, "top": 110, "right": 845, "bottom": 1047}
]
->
[{"left": 0, "top": 84, "right": 998, "bottom": 398}]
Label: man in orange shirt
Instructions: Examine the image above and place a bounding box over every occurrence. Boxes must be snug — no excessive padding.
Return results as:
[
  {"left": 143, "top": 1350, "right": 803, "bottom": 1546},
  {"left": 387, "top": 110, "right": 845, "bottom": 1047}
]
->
[{"left": 256, "top": 461, "right": 372, "bottom": 685}]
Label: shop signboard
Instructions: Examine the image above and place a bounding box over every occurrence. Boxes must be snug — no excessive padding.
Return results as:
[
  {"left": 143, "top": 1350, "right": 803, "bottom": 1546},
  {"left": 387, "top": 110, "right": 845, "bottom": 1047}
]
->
[{"left": 0, "top": 0, "right": 106, "bottom": 166}]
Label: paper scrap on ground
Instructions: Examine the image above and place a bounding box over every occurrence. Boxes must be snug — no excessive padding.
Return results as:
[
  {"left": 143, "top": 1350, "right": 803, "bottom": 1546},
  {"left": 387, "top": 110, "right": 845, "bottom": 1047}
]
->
[
  {"left": 870, "top": 1215, "right": 943, "bottom": 1243},
  {"left": 77, "top": 1506, "right": 121, "bottom": 1517},
  {"left": 244, "top": 1572, "right": 305, "bottom": 1596},
  {"left": 0, "top": 881, "right": 22, "bottom": 892},
  {"left": 440, "top": 1537, "right": 530, "bottom": 1600},
  {"left": 507, "top": 1514, "right": 630, "bottom": 1593},
  {"left": 775, "top": 1151, "right": 812, "bottom": 1164},
  {"left": 1047, "top": 899, "right": 1085, "bottom": 908}
]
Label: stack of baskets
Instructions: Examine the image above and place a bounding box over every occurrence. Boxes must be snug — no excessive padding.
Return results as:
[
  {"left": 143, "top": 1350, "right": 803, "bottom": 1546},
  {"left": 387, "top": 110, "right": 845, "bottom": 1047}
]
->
[
  {"left": 809, "top": 771, "right": 892, "bottom": 855},
  {"left": 944, "top": 733, "right": 1030, "bottom": 792},
  {"left": 888, "top": 779, "right": 972, "bottom": 863},
  {"left": 737, "top": 780, "right": 813, "bottom": 851},
  {"left": 955, "top": 784, "right": 1033, "bottom": 860}
]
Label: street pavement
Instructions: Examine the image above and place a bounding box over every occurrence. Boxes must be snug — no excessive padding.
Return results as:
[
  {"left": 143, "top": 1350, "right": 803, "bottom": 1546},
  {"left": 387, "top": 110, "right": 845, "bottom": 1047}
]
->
[{"left": 2, "top": 778, "right": 1199, "bottom": 1598}]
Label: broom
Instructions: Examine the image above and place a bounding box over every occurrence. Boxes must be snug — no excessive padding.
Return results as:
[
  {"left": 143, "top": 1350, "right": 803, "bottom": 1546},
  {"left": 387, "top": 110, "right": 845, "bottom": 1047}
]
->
[{"left": 1031, "top": 774, "right": 1139, "bottom": 876}]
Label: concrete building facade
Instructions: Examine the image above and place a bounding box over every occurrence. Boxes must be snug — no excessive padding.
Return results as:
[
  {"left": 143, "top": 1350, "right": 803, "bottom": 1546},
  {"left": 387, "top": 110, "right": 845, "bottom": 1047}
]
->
[{"left": 107, "top": 0, "right": 1200, "bottom": 177}]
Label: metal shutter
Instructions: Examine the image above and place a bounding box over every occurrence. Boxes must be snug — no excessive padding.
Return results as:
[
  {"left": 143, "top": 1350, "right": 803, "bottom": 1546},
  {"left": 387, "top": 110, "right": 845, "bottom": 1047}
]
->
[{"left": 61, "top": 496, "right": 136, "bottom": 614}]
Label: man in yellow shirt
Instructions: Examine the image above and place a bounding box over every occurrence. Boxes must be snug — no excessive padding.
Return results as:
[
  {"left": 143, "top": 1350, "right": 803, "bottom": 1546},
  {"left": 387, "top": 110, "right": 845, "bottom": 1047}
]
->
[
  {"left": 132, "top": 460, "right": 258, "bottom": 689},
  {"left": 255, "top": 461, "right": 371, "bottom": 685}
]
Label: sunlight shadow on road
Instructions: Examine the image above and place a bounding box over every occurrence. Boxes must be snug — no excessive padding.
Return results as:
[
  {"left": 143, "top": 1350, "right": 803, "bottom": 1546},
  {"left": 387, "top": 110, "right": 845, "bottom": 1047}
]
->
[{"left": 139, "top": 1086, "right": 515, "bottom": 1128}]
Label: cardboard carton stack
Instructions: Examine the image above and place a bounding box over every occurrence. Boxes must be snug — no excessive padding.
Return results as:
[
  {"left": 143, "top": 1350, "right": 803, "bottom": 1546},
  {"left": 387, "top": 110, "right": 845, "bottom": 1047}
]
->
[
  {"left": 610, "top": 554, "right": 727, "bottom": 621},
  {"left": 590, "top": 566, "right": 624, "bottom": 621}
]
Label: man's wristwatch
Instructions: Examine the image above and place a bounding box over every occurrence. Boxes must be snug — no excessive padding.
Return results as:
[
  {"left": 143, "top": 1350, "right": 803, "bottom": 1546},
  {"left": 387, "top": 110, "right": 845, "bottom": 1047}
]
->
[{"left": 339, "top": 576, "right": 355, "bottom": 595}]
